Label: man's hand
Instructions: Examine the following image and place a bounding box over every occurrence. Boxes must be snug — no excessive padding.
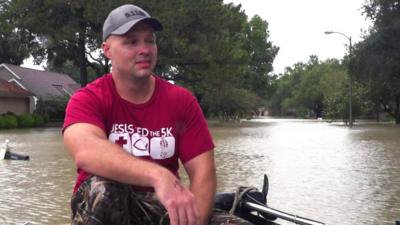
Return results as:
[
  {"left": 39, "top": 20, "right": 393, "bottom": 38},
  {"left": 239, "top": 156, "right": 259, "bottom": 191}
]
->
[
  {"left": 185, "top": 151, "right": 216, "bottom": 225},
  {"left": 153, "top": 170, "right": 200, "bottom": 225},
  {"left": 64, "top": 123, "right": 208, "bottom": 225}
]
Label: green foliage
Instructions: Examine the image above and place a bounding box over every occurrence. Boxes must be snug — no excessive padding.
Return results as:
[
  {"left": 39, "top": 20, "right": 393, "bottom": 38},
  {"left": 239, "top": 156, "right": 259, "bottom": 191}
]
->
[
  {"left": 269, "top": 57, "right": 326, "bottom": 117},
  {"left": 352, "top": 0, "right": 400, "bottom": 123},
  {"left": 320, "top": 67, "right": 348, "bottom": 119},
  {"left": 153, "top": 0, "right": 277, "bottom": 118},
  {"left": 16, "top": 113, "right": 45, "bottom": 127},
  {"left": 4, "top": 0, "right": 278, "bottom": 119},
  {"left": 0, "top": 113, "right": 46, "bottom": 129},
  {"left": 32, "top": 113, "right": 45, "bottom": 127},
  {"left": 268, "top": 0, "right": 400, "bottom": 122},
  {"left": 0, "top": 0, "right": 35, "bottom": 64},
  {"left": 17, "top": 113, "right": 35, "bottom": 128},
  {"left": 202, "top": 84, "right": 262, "bottom": 120},
  {"left": 0, "top": 114, "right": 18, "bottom": 129},
  {"left": 242, "top": 15, "right": 278, "bottom": 99},
  {"left": 5, "top": 0, "right": 121, "bottom": 85},
  {"left": 269, "top": 56, "right": 373, "bottom": 120},
  {"left": 35, "top": 97, "right": 68, "bottom": 122}
]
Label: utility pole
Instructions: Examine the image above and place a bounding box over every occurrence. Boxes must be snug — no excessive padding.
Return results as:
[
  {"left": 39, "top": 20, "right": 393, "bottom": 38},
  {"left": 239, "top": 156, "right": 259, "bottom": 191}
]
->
[{"left": 324, "top": 31, "right": 353, "bottom": 127}]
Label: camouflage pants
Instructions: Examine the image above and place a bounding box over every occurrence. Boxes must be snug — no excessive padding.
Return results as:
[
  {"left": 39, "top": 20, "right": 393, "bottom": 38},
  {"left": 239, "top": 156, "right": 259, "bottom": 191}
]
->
[{"left": 71, "top": 176, "right": 253, "bottom": 225}]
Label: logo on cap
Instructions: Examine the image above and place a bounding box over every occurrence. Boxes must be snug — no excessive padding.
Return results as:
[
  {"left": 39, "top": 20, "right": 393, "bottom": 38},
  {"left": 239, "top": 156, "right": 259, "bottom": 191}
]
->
[{"left": 125, "top": 10, "right": 146, "bottom": 18}]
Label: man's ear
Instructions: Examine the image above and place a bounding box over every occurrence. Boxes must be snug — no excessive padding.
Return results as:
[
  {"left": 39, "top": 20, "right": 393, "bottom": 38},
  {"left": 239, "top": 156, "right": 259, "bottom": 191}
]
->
[{"left": 102, "top": 42, "right": 112, "bottom": 59}]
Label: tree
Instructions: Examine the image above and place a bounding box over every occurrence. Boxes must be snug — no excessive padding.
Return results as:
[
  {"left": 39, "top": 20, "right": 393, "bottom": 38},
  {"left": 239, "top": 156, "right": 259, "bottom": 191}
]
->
[
  {"left": 269, "top": 56, "right": 371, "bottom": 120},
  {"left": 0, "top": 0, "right": 35, "bottom": 65},
  {"left": 319, "top": 59, "right": 371, "bottom": 122},
  {"left": 285, "top": 57, "right": 326, "bottom": 118},
  {"left": 269, "top": 62, "right": 306, "bottom": 116},
  {"left": 153, "top": 1, "right": 278, "bottom": 118},
  {"left": 270, "top": 56, "right": 326, "bottom": 118},
  {"left": 7, "top": 0, "right": 124, "bottom": 86},
  {"left": 5, "top": 0, "right": 278, "bottom": 119},
  {"left": 351, "top": 0, "right": 400, "bottom": 123},
  {"left": 242, "top": 15, "right": 279, "bottom": 100}
]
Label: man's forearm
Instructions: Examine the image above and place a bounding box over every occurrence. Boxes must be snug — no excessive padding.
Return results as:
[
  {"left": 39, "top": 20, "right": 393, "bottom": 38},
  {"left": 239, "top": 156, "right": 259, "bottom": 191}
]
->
[
  {"left": 64, "top": 123, "right": 169, "bottom": 188},
  {"left": 185, "top": 151, "right": 217, "bottom": 225},
  {"left": 65, "top": 123, "right": 203, "bottom": 225}
]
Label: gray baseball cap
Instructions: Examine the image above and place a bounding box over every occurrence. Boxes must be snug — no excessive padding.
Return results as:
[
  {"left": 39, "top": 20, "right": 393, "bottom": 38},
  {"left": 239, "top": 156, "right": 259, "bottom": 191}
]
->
[{"left": 102, "top": 4, "right": 163, "bottom": 41}]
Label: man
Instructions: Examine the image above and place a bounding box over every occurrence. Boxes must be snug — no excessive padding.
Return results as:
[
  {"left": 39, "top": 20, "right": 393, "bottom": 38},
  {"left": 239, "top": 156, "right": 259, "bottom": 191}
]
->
[{"left": 63, "top": 4, "right": 251, "bottom": 225}]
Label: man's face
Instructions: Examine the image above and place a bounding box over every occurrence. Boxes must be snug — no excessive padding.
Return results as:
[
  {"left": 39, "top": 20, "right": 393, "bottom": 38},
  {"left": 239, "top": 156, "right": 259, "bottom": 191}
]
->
[{"left": 103, "top": 21, "right": 158, "bottom": 80}]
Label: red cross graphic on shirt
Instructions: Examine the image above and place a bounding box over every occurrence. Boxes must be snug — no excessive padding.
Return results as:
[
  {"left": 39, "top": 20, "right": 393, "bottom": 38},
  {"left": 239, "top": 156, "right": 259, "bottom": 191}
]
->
[{"left": 115, "top": 136, "right": 127, "bottom": 147}]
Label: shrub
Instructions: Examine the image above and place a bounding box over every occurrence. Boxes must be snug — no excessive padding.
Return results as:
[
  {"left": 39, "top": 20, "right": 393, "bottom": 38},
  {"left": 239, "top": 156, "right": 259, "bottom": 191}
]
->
[
  {"left": 17, "top": 113, "right": 36, "bottom": 128},
  {"left": 4, "top": 111, "right": 17, "bottom": 117},
  {"left": 0, "top": 113, "right": 47, "bottom": 129},
  {"left": 0, "top": 116, "right": 4, "bottom": 129},
  {"left": 32, "top": 113, "right": 45, "bottom": 127},
  {"left": 1, "top": 115, "right": 18, "bottom": 129},
  {"left": 35, "top": 97, "right": 68, "bottom": 122}
]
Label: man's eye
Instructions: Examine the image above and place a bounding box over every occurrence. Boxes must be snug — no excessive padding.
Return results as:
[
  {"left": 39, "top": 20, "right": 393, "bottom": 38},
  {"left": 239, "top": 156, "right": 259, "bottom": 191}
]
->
[{"left": 146, "top": 39, "right": 156, "bottom": 44}]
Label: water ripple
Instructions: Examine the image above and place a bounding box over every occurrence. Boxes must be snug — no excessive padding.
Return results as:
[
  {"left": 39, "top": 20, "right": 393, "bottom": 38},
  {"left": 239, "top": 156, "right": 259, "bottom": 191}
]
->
[{"left": 1, "top": 122, "right": 400, "bottom": 225}]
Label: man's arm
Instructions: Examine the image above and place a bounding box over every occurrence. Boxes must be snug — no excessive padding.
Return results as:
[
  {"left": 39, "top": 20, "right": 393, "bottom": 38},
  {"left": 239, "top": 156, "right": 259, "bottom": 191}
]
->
[
  {"left": 184, "top": 150, "right": 217, "bottom": 225},
  {"left": 64, "top": 123, "right": 199, "bottom": 225},
  {"left": 64, "top": 123, "right": 165, "bottom": 186}
]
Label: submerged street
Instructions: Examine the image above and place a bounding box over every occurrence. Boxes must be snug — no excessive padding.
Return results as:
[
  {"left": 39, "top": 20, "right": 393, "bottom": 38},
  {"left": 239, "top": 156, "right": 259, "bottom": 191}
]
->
[{"left": 0, "top": 119, "right": 399, "bottom": 225}]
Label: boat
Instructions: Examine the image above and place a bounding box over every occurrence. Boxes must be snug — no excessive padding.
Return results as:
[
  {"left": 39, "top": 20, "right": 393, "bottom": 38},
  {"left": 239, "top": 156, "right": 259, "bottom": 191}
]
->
[
  {"left": 0, "top": 140, "right": 30, "bottom": 161},
  {"left": 214, "top": 174, "right": 326, "bottom": 225}
]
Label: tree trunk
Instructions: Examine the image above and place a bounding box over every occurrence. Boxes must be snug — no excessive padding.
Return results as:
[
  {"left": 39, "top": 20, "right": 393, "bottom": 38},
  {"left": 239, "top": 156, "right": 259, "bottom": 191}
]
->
[
  {"left": 77, "top": 7, "right": 87, "bottom": 87},
  {"left": 103, "top": 57, "right": 110, "bottom": 75},
  {"left": 395, "top": 95, "right": 400, "bottom": 124},
  {"left": 78, "top": 34, "right": 87, "bottom": 87},
  {"left": 380, "top": 97, "right": 400, "bottom": 124},
  {"left": 375, "top": 99, "right": 380, "bottom": 122}
]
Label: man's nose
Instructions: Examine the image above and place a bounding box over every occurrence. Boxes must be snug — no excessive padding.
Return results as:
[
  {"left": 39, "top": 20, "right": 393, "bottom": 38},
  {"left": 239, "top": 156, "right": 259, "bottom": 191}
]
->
[{"left": 138, "top": 42, "right": 153, "bottom": 55}]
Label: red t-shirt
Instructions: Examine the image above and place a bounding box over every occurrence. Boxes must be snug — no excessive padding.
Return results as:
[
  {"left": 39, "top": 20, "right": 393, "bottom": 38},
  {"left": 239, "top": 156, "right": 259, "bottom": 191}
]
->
[{"left": 63, "top": 74, "right": 214, "bottom": 192}]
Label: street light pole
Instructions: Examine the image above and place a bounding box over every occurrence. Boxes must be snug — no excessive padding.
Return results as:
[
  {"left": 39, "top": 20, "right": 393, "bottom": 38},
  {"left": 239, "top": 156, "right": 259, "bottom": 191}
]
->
[{"left": 324, "top": 31, "right": 353, "bottom": 127}]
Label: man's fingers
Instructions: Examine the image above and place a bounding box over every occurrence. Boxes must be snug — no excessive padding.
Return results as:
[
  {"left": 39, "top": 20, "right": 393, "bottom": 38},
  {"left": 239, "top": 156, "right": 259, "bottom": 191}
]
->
[
  {"left": 166, "top": 194, "right": 198, "bottom": 225},
  {"left": 193, "top": 203, "right": 201, "bottom": 225},
  {"left": 154, "top": 175, "right": 200, "bottom": 225},
  {"left": 168, "top": 207, "right": 179, "bottom": 225},
  {"left": 178, "top": 205, "right": 188, "bottom": 225},
  {"left": 186, "top": 201, "right": 199, "bottom": 225}
]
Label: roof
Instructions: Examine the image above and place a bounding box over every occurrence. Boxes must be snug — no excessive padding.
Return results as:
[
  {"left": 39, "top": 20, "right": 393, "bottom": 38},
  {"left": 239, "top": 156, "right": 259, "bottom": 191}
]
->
[
  {"left": 0, "top": 78, "right": 34, "bottom": 98},
  {"left": 0, "top": 63, "right": 80, "bottom": 100}
]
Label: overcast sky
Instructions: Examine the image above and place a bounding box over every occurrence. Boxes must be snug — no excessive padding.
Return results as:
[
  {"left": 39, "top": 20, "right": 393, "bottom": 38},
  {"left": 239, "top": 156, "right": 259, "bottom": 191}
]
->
[{"left": 224, "top": 0, "right": 372, "bottom": 74}]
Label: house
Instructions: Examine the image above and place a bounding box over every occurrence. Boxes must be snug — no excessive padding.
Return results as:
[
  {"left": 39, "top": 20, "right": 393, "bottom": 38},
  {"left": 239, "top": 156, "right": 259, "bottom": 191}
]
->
[
  {"left": 0, "top": 63, "right": 80, "bottom": 113},
  {"left": 0, "top": 78, "right": 35, "bottom": 114}
]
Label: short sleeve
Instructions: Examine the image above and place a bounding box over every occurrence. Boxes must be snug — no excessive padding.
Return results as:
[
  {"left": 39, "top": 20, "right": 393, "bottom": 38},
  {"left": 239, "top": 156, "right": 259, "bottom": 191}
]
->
[
  {"left": 178, "top": 93, "right": 214, "bottom": 163},
  {"left": 62, "top": 89, "right": 106, "bottom": 133}
]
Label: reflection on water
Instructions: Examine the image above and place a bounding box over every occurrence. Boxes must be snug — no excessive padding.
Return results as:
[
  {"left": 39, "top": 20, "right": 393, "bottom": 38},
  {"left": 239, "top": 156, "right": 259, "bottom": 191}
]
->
[
  {"left": 0, "top": 120, "right": 400, "bottom": 225},
  {"left": 212, "top": 120, "right": 400, "bottom": 225},
  {"left": 0, "top": 128, "right": 75, "bottom": 225}
]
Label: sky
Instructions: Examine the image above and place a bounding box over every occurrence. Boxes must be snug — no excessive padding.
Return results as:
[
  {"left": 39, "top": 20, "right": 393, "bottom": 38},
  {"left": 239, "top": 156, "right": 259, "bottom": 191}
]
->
[
  {"left": 224, "top": 0, "right": 372, "bottom": 74},
  {"left": 23, "top": 1, "right": 372, "bottom": 74}
]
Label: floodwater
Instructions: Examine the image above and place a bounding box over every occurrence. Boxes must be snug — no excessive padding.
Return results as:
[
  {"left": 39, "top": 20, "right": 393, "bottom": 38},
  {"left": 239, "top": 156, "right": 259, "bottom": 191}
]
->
[{"left": 0, "top": 119, "right": 399, "bottom": 225}]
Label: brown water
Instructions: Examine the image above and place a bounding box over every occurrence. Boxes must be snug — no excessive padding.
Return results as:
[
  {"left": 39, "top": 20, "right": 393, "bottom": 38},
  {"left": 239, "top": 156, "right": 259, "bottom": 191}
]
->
[{"left": 0, "top": 119, "right": 399, "bottom": 225}]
